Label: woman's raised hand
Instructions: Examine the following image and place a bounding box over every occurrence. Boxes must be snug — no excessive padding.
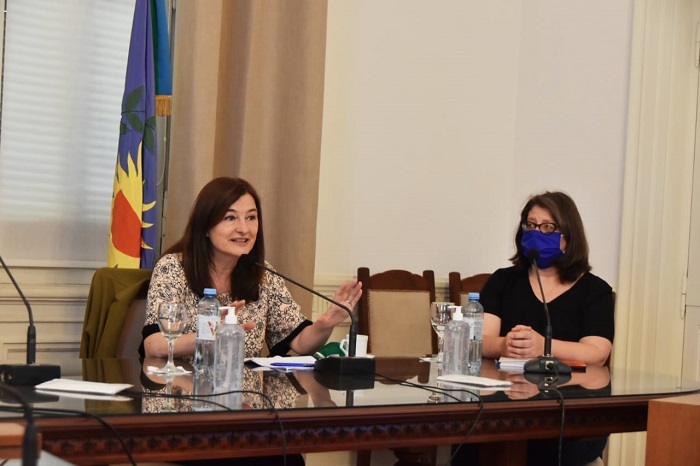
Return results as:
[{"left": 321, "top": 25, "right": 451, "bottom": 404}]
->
[{"left": 318, "top": 279, "right": 363, "bottom": 327}]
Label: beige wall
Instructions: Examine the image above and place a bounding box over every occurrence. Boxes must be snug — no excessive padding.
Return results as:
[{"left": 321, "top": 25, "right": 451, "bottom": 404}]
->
[{"left": 317, "top": 1, "right": 632, "bottom": 287}]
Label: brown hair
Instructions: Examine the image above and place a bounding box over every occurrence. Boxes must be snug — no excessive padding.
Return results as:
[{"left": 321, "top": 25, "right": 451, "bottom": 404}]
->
[
  {"left": 510, "top": 191, "right": 591, "bottom": 283},
  {"left": 164, "top": 177, "right": 265, "bottom": 301}
]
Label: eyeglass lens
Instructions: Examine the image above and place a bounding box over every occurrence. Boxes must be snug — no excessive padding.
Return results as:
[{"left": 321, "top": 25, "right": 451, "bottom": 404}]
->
[{"left": 522, "top": 221, "right": 557, "bottom": 234}]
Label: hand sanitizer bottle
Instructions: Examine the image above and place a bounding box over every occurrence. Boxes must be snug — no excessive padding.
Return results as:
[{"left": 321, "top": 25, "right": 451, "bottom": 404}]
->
[{"left": 442, "top": 305, "right": 471, "bottom": 376}]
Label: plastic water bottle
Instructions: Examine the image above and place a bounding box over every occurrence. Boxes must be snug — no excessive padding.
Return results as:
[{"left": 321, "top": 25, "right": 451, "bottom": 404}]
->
[
  {"left": 463, "top": 292, "right": 484, "bottom": 375},
  {"left": 192, "top": 369, "right": 214, "bottom": 412},
  {"left": 442, "top": 306, "right": 471, "bottom": 376},
  {"left": 194, "top": 288, "right": 220, "bottom": 374},
  {"left": 214, "top": 311, "right": 245, "bottom": 400}
]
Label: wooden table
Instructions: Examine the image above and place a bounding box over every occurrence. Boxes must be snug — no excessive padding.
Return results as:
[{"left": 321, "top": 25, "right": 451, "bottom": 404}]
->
[{"left": 1, "top": 358, "right": 698, "bottom": 466}]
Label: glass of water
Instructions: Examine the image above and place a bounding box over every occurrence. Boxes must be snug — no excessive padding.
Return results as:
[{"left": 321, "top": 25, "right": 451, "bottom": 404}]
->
[{"left": 430, "top": 301, "right": 454, "bottom": 363}]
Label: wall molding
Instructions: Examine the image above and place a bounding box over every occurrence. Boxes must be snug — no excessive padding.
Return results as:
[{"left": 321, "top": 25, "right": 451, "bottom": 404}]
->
[{"left": 0, "top": 266, "right": 93, "bottom": 374}]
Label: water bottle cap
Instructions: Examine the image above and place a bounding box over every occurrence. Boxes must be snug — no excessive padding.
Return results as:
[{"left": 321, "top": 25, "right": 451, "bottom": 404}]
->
[
  {"left": 468, "top": 292, "right": 480, "bottom": 301},
  {"left": 224, "top": 312, "right": 237, "bottom": 325},
  {"left": 203, "top": 288, "right": 217, "bottom": 296}
]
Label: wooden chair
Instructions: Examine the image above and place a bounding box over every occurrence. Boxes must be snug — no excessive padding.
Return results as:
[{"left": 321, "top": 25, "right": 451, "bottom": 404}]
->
[
  {"left": 115, "top": 282, "right": 150, "bottom": 358},
  {"left": 80, "top": 267, "right": 152, "bottom": 358},
  {"left": 448, "top": 271, "right": 492, "bottom": 305},
  {"left": 356, "top": 267, "right": 437, "bottom": 466},
  {"left": 357, "top": 267, "right": 437, "bottom": 357}
]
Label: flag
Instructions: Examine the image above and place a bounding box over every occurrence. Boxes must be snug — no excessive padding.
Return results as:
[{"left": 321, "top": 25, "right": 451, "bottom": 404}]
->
[
  {"left": 153, "top": 0, "right": 172, "bottom": 116},
  {"left": 108, "top": 0, "right": 171, "bottom": 269}
]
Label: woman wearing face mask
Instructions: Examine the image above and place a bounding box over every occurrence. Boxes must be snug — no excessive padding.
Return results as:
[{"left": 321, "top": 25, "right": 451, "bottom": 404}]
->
[{"left": 481, "top": 191, "right": 614, "bottom": 366}]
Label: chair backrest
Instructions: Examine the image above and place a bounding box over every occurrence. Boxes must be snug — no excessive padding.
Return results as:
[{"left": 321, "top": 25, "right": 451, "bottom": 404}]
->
[
  {"left": 357, "top": 267, "right": 436, "bottom": 357},
  {"left": 80, "top": 267, "right": 152, "bottom": 358},
  {"left": 448, "top": 272, "right": 492, "bottom": 306},
  {"left": 115, "top": 282, "right": 150, "bottom": 358}
]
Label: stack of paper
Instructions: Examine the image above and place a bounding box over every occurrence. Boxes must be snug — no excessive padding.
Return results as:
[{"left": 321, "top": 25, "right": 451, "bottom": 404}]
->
[
  {"left": 246, "top": 355, "right": 317, "bottom": 371},
  {"left": 496, "top": 357, "right": 529, "bottom": 373},
  {"left": 34, "top": 378, "right": 133, "bottom": 401},
  {"left": 496, "top": 357, "right": 587, "bottom": 372},
  {"left": 35, "top": 378, "right": 132, "bottom": 395}
]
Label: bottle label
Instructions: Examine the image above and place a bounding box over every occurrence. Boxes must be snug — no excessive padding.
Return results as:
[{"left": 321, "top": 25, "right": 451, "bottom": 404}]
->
[{"left": 197, "top": 315, "right": 219, "bottom": 340}]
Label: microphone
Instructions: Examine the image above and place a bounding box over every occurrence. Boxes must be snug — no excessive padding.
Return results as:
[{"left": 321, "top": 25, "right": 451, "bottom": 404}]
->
[
  {"left": 0, "top": 255, "right": 61, "bottom": 386},
  {"left": 522, "top": 249, "right": 572, "bottom": 382},
  {"left": 238, "top": 254, "right": 375, "bottom": 376}
]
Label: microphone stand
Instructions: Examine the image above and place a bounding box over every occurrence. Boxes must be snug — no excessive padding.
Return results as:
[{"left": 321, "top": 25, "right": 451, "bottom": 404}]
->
[
  {"left": 239, "top": 255, "right": 375, "bottom": 376},
  {"left": 523, "top": 251, "right": 571, "bottom": 388},
  {"left": 0, "top": 255, "right": 61, "bottom": 386}
]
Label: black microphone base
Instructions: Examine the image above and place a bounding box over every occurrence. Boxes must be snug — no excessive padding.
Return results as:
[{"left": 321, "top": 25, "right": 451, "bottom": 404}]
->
[
  {"left": 0, "top": 384, "right": 60, "bottom": 403},
  {"left": 523, "top": 356, "right": 571, "bottom": 375},
  {"left": 313, "top": 370, "right": 375, "bottom": 391},
  {"left": 314, "top": 356, "right": 376, "bottom": 376},
  {"left": 523, "top": 356, "right": 572, "bottom": 375},
  {"left": 523, "top": 371, "right": 573, "bottom": 390},
  {"left": 523, "top": 356, "right": 572, "bottom": 390},
  {"left": 0, "top": 363, "right": 61, "bottom": 386}
]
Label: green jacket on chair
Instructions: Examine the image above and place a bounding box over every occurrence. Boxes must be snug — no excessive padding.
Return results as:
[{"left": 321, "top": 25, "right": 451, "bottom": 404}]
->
[{"left": 80, "top": 267, "right": 152, "bottom": 358}]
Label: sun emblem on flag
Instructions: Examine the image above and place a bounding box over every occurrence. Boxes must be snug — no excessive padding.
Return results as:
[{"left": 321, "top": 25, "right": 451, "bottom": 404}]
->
[{"left": 107, "top": 141, "right": 156, "bottom": 267}]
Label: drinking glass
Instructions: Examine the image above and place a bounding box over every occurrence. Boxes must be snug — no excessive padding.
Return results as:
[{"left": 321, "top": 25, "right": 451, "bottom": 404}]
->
[
  {"left": 428, "top": 364, "right": 443, "bottom": 403},
  {"left": 159, "top": 373, "right": 178, "bottom": 413},
  {"left": 430, "top": 301, "right": 454, "bottom": 363},
  {"left": 157, "top": 302, "right": 187, "bottom": 375}
]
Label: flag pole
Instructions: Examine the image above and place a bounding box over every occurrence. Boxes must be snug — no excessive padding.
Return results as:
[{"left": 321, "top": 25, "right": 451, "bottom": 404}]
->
[{"left": 155, "top": 0, "right": 175, "bottom": 259}]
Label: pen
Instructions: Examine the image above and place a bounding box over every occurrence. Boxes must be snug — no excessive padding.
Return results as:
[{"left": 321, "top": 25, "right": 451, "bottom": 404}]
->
[{"left": 269, "top": 362, "right": 315, "bottom": 368}]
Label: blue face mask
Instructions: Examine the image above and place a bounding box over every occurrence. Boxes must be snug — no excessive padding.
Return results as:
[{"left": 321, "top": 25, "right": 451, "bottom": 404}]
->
[{"left": 521, "top": 230, "right": 564, "bottom": 269}]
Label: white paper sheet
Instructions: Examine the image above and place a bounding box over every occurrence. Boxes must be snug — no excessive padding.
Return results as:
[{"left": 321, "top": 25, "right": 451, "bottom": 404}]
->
[
  {"left": 436, "top": 374, "right": 512, "bottom": 389},
  {"left": 34, "top": 378, "right": 132, "bottom": 396}
]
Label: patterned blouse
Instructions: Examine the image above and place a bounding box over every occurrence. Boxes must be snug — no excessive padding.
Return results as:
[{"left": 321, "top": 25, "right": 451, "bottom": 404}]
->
[{"left": 142, "top": 253, "right": 311, "bottom": 358}]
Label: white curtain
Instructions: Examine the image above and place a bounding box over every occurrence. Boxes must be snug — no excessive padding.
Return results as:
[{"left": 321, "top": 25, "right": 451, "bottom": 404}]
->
[
  {"left": 609, "top": 0, "right": 700, "bottom": 464},
  {"left": 0, "top": 0, "right": 135, "bottom": 267}
]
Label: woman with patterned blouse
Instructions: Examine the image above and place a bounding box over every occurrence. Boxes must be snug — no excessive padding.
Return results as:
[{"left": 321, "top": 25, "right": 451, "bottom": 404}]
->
[{"left": 140, "top": 177, "right": 362, "bottom": 360}]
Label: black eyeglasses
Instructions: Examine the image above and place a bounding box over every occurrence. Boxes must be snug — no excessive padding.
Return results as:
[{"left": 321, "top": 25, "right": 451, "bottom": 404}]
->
[{"left": 521, "top": 221, "right": 559, "bottom": 235}]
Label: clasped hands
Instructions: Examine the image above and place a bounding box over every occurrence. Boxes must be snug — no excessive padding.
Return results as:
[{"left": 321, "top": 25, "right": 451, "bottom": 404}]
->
[{"left": 503, "top": 324, "right": 545, "bottom": 359}]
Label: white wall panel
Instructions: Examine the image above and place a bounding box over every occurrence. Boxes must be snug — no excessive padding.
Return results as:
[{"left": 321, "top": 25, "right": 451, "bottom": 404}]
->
[{"left": 318, "top": 0, "right": 632, "bottom": 286}]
